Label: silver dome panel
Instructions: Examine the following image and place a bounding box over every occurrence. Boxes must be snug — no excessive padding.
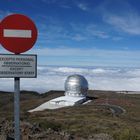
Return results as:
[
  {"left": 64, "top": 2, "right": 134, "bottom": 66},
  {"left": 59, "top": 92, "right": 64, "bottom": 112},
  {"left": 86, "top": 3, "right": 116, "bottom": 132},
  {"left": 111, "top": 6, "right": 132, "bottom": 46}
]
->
[{"left": 65, "top": 74, "right": 88, "bottom": 97}]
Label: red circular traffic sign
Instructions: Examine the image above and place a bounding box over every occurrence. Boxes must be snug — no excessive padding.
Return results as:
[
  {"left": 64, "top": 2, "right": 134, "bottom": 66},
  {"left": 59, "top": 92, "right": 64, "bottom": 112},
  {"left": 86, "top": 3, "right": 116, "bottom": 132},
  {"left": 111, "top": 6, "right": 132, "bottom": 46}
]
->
[{"left": 0, "top": 14, "right": 37, "bottom": 54}]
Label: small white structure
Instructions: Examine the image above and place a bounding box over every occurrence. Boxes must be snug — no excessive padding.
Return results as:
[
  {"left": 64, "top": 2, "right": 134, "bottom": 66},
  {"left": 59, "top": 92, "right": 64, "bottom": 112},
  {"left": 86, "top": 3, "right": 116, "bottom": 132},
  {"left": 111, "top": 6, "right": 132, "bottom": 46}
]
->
[{"left": 29, "top": 74, "right": 88, "bottom": 112}]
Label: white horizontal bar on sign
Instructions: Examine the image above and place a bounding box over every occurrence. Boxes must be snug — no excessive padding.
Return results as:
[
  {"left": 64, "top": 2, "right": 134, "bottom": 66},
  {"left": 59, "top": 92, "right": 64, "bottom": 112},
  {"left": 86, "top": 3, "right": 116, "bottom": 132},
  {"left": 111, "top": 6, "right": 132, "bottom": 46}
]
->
[{"left": 3, "top": 29, "right": 32, "bottom": 38}]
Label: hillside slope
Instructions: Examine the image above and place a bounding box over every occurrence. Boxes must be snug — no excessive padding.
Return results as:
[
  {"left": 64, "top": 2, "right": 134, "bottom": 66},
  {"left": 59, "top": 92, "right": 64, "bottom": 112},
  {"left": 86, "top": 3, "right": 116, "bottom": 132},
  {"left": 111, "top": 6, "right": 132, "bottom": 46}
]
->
[{"left": 0, "top": 90, "right": 140, "bottom": 140}]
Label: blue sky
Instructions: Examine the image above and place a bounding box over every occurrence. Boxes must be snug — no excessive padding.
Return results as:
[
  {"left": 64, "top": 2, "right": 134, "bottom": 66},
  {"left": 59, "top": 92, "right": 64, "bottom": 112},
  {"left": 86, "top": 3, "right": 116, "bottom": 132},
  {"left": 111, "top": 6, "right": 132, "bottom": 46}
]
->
[{"left": 0, "top": 0, "right": 140, "bottom": 67}]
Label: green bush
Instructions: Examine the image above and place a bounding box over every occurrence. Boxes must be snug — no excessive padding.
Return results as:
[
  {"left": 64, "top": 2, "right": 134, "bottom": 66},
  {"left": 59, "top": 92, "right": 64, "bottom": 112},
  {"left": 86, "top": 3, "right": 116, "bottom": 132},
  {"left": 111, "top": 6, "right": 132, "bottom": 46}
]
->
[
  {"left": 113, "top": 129, "right": 140, "bottom": 140},
  {"left": 41, "top": 120, "right": 62, "bottom": 131}
]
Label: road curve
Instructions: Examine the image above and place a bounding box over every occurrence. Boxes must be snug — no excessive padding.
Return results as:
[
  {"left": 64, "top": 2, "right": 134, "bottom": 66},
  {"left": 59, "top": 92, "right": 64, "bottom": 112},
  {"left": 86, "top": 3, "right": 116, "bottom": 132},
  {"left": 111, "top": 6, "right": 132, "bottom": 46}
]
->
[{"left": 100, "top": 104, "right": 126, "bottom": 116}]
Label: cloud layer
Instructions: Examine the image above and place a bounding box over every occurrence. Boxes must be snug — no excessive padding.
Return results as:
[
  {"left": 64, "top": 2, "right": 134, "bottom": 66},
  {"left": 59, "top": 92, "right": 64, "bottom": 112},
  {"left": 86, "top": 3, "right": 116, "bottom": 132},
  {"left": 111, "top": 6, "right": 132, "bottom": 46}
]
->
[{"left": 0, "top": 66, "right": 140, "bottom": 93}]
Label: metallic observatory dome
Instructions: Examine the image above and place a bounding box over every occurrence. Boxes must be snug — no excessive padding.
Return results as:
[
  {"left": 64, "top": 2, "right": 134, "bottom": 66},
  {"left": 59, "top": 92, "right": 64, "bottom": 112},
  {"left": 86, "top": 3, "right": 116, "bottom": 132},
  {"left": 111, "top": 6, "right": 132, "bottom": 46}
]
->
[{"left": 65, "top": 74, "right": 88, "bottom": 97}]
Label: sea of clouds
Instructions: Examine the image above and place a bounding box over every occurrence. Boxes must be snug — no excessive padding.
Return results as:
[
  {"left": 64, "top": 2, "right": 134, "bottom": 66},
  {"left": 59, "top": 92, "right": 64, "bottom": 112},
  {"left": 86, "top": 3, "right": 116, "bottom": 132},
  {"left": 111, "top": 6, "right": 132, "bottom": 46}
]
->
[{"left": 0, "top": 66, "right": 140, "bottom": 93}]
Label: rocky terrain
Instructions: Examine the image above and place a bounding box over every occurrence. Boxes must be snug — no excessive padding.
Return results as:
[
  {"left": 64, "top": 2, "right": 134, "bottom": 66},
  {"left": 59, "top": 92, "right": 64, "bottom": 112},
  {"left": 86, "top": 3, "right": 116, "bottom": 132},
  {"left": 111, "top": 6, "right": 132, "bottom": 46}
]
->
[{"left": 0, "top": 90, "right": 140, "bottom": 140}]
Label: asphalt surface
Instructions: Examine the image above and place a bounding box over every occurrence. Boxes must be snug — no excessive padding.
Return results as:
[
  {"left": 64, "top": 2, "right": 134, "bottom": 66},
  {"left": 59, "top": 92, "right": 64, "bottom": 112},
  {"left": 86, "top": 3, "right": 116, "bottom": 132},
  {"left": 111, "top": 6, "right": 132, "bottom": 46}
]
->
[{"left": 100, "top": 104, "right": 126, "bottom": 116}]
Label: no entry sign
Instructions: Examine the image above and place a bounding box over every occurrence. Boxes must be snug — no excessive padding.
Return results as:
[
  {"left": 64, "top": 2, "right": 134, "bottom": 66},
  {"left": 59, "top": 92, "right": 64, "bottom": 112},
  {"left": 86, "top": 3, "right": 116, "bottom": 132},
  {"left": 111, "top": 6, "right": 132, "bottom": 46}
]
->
[{"left": 0, "top": 14, "right": 37, "bottom": 54}]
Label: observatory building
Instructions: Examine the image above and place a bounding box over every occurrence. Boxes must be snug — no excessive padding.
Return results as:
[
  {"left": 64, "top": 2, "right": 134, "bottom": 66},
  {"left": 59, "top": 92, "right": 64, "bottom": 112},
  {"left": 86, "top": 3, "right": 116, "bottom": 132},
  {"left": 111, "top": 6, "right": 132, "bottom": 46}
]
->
[{"left": 29, "top": 75, "right": 88, "bottom": 112}]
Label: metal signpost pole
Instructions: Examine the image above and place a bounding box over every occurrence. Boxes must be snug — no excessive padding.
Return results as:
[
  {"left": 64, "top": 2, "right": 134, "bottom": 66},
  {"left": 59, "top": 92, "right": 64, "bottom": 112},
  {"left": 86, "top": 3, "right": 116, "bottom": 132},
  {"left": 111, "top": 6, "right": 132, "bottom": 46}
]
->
[{"left": 14, "top": 77, "right": 20, "bottom": 140}]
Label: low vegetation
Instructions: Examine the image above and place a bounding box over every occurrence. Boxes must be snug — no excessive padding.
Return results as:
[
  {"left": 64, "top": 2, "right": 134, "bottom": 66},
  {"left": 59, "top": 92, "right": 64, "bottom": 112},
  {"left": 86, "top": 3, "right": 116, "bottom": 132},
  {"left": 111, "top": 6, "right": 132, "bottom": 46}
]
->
[{"left": 0, "top": 90, "right": 140, "bottom": 139}]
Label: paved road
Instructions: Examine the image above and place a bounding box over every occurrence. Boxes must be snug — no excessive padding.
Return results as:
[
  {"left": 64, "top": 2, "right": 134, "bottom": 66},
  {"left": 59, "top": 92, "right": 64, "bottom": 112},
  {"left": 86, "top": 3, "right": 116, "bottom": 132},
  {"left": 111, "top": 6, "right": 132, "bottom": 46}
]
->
[{"left": 100, "top": 104, "right": 126, "bottom": 116}]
